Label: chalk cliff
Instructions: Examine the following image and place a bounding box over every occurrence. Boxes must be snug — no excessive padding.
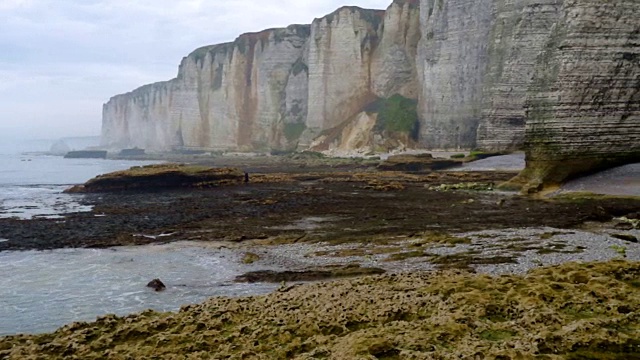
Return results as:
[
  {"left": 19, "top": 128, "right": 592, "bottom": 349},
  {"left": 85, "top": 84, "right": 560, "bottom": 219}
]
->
[
  {"left": 513, "top": 0, "right": 640, "bottom": 189},
  {"left": 414, "top": 0, "right": 638, "bottom": 187},
  {"left": 102, "top": 0, "right": 421, "bottom": 152},
  {"left": 103, "top": 0, "right": 639, "bottom": 184},
  {"left": 102, "top": 25, "right": 310, "bottom": 151}
]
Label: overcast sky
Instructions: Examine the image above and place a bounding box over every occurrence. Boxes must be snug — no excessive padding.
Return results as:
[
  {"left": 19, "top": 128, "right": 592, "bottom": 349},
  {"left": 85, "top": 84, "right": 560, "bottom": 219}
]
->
[{"left": 0, "top": 0, "right": 391, "bottom": 141}]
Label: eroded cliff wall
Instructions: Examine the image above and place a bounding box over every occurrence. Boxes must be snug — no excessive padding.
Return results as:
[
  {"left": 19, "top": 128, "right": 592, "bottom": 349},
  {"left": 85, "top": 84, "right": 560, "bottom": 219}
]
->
[
  {"left": 103, "top": 0, "right": 639, "bottom": 179},
  {"left": 477, "top": 0, "right": 564, "bottom": 151},
  {"left": 514, "top": 0, "right": 640, "bottom": 188},
  {"left": 102, "top": 1, "right": 421, "bottom": 152},
  {"left": 102, "top": 25, "right": 310, "bottom": 151},
  {"left": 416, "top": 0, "right": 495, "bottom": 150}
]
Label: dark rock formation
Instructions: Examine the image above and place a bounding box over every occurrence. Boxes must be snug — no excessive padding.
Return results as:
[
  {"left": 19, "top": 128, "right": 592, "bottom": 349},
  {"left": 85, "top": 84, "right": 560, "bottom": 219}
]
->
[
  {"left": 64, "top": 151, "right": 108, "bottom": 159},
  {"left": 235, "top": 265, "right": 385, "bottom": 283},
  {"left": 377, "top": 153, "right": 461, "bottom": 171},
  {"left": 146, "top": 278, "right": 166, "bottom": 291},
  {"left": 65, "top": 164, "right": 245, "bottom": 193}
]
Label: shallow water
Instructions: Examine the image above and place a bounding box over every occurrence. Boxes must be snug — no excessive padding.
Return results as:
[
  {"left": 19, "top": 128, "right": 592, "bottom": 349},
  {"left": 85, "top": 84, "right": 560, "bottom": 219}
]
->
[
  {"left": 0, "top": 154, "right": 160, "bottom": 219},
  {"left": 0, "top": 242, "right": 279, "bottom": 336}
]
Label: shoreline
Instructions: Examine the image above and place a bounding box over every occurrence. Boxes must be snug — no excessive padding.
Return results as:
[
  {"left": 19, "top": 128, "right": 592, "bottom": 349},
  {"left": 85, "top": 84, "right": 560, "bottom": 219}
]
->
[
  {"left": 2, "top": 260, "right": 638, "bottom": 358},
  {"left": 0, "top": 157, "right": 638, "bottom": 357}
]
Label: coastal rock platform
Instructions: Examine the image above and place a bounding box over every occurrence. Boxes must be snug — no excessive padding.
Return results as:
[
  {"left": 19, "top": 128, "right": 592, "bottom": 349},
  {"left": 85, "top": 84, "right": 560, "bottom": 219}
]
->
[{"left": 64, "top": 164, "right": 245, "bottom": 193}]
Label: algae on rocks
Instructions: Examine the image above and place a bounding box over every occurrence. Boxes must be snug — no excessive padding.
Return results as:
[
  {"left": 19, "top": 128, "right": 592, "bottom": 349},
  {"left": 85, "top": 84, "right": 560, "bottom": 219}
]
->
[{"left": 1, "top": 260, "right": 638, "bottom": 359}]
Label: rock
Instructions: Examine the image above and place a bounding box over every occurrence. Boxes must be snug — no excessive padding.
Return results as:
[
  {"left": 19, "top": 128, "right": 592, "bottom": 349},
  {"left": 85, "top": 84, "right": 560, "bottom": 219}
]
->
[
  {"left": 612, "top": 216, "right": 639, "bottom": 230},
  {"left": 146, "top": 279, "right": 166, "bottom": 291},
  {"left": 429, "top": 182, "right": 494, "bottom": 192},
  {"left": 614, "top": 222, "right": 635, "bottom": 231},
  {"left": 522, "top": 181, "right": 543, "bottom": 195},
  {"left": 100, "top": 0, "right": 639, "bottom": 185},
  {"left": 417, "top": 0, "right": 495, "bottom": 150},
  {"left": 364, "top": 180, "right": 405, "bottom": 192},
  {"left": 378, "top": 154, "right": 461, "bottom": 172},
  {"left": 64, "top": 151, "right": 107, "bottom": 159},
  {"left": 49, "top": 140, "right": 71, "bottom": 156},
  {"left": 477, "top": 0, "right": 564, "bottom": 151},
  {"left": 234, "top": 264, "right": 385, "bottom": 283},
  {"left": 64, "top": 164, "right": 245, "bottom": 193},
  {"left": 514, "top": 0, "right": 640, "bottom": 189},
  {"left": 241, "top": 252, "right": 260, "bottom": 264},
  {"left": 611, "top": 234, "right": 639, "bottom": 243}
]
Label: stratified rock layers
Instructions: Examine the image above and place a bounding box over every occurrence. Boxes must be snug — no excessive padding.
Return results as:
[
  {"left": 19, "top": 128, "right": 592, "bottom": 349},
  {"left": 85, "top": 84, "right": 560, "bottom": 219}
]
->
[
  {"left": 102, "top": 1, "right": 420, "bottom": 152},
  {"left": 417, "top": 0, "right": 495, "bottom": 150},
  {"left": 102, "top": 25, "right": 311, "bottom": 152},
  {"left": 102, "top": 0, "right": 639, "bottom": 182},
  {"left": 516, "top": 0, "right": 640, "bottom": 186},
  {"left": 477, "top": 0, "right": 565, "bottom": 151}
]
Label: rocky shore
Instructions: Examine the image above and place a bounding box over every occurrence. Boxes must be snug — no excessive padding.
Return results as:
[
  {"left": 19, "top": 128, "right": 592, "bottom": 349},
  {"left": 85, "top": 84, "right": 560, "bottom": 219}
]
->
[
  {"left": 1, "top": 260, "right": 638, "bottom": 359},
  {"left": 0, "top": 155, "right": 639, "bottom": 358}
]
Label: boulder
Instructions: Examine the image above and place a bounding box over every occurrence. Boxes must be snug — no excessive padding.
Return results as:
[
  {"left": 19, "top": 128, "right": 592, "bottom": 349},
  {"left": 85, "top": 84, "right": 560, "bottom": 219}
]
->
[
  {"left": 146, "top": 278, "right": 166, "bottom": 292},
  {"left": 49, "top": 140, "right": 71, "bottom": 156},
  {"left": 378, "top": 154, "right": 461, "bottom": 172},
  {"left": 65, "top": 164, "right": 245, "bottom": 193}
]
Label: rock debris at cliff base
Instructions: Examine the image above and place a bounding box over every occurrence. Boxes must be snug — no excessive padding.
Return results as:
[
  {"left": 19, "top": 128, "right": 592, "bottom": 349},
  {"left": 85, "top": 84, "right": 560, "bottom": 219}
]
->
[{"left": 1, "top": 260, "right": 638, "bottom": 359}]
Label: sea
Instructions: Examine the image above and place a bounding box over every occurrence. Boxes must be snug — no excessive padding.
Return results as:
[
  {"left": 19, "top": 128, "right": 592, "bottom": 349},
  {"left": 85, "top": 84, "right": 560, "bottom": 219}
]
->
[{"left": 0, "top": 141, "right": 278, "bottom": 336}]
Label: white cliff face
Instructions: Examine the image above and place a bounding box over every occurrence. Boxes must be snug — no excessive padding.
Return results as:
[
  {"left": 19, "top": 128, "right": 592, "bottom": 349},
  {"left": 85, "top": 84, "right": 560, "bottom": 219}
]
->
[
  {"left": 103, "top": 0, "right": 639, "bottom": 180},
  {"left": 305, "top": 7, "right": 384, "bottom": 136},
  {"left": 477, "top": 0, "right": 564, "bottom": 151},
  {"left": 101, "top": 82, "right": 177, "bottom": 151},
  {"left": 102, "top": 26, "right": 310, "bottom": 152},
  {"left": 371, "top": 0, "right": 421, "bottom": 100},
  {"left": 517, "top": 0, "right": 640, "bottom": 187},
  {"left": 417, "top": 0, "right": 495, "bottom": 150},
  {"left": 102, "top": 2, "right": 422, "bottom": 153}
]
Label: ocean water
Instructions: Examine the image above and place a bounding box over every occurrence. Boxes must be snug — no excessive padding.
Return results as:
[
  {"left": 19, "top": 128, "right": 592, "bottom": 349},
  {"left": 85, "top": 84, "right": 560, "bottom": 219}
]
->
[
  {"left": 0, "top": 152, "right": 280, "bottom": 336},
  {"left": 0, "top": 154, "right": 161, "bottom": 219},
  {"left": 0, "top": 243, "right": 278, "bottom": 336}
]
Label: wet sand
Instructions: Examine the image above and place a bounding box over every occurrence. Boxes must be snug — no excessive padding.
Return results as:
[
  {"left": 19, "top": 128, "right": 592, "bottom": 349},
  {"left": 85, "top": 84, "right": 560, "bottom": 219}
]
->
[{"left": 559, "top": 163, "right": 640, "bottom": 197}]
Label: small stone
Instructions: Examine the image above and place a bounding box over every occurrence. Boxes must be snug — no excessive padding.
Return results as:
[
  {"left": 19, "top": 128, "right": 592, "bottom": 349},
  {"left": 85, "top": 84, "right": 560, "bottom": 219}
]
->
[
  {"left": 627, "top": 212, "right": 640, "bottom": 220},
  {"left": 613, "top": 222, "right": 634, "bottom": 231},
  {"left": 147, "top": 278, "right": 166, "bottom": 291},
  {"left": 611, "top": 234, "right": 638, "bottom": 243}
]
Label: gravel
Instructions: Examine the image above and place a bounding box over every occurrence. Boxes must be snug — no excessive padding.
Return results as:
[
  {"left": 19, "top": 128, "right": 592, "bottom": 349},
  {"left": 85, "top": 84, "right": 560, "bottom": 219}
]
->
[{"left": 241, "top": 226, "right": 640, "bottom": 277}]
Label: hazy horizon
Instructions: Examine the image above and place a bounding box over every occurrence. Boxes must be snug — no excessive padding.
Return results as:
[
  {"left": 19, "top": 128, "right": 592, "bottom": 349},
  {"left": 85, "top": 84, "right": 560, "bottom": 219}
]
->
[
  {"left": 0, "top": 135, "right": 100, "bottom": 155},
  {"left": 0, "top": 0, "right": 391, "bottom": 141}
]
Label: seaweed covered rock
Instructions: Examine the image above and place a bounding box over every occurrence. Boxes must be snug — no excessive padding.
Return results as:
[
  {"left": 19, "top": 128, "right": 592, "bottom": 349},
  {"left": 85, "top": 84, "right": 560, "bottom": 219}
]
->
[
  {"left": 146, "top": 279, "right": 166, "bottom": 292},
  {"left": 235, "top": 265, "right": 386, "bottom": 283},
  {"left": 65, "top": 164, "right": 245, "bottom": 193},
  {"left": 378, "top": 153, "right": 461, "bottom": 171},
  {"left": 1, "top": 260, "right": 638, "bottom": 359}
]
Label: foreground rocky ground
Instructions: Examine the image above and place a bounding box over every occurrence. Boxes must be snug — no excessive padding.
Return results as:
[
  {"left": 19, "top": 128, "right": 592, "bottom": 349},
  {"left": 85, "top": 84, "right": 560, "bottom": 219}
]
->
[
  {"left": 1, "top": 260, "right": 638, "bottom": 359},
  {"left": 0, "top": 156, "right": 639, "bottom": 358}
]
